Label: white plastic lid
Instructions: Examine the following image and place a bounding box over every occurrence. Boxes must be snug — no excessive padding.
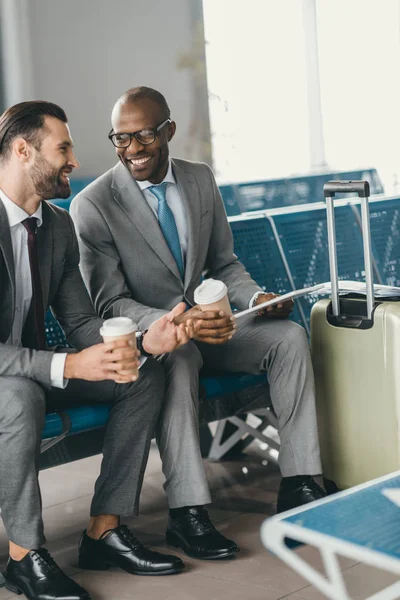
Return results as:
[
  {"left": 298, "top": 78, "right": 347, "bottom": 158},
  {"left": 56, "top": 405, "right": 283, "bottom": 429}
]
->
[
  {"left": 194, "top": 279, "right": 228, "bottom": 305},
  {"left": 100, "top": 317, "right": 137, "bottom": 337}
]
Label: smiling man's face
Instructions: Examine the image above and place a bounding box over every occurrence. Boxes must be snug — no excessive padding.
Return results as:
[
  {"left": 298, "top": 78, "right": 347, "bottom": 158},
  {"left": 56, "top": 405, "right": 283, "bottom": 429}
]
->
[
  {"left": 29, "top": 116, "right": 79, "bottom": 199},
  {"left": 111, "top": 99, "right": 176, "bottom": 184}
]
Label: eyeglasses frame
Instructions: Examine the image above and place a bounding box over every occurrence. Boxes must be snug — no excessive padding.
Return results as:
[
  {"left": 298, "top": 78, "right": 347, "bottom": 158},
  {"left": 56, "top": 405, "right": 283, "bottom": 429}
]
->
[{"left": 108, "top": 118, "right": 172, "bottom": 148}]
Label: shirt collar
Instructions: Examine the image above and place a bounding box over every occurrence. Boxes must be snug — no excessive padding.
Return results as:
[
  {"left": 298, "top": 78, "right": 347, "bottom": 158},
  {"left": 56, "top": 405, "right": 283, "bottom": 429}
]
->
[
  {"left": 0, "top": 189, "right": 43, "bottom": 228},
  {"left": 136, "top": 159, "right": 176, "bottom": 191}
]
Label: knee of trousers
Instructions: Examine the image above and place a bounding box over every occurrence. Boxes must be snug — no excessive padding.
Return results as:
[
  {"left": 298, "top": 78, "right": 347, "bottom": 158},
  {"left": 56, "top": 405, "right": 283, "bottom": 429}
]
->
[
  {"left": 162, "top": 341, "right": 203, "bottom": 380},
  {"left": 132, "top": 357, "right": 165, "bottom": 410},
  {"left": 269, "top": 321, "right": 309, "bottom": 358},
  {"left": 0, "top": 378, "right": 46, "bottom": 441}
]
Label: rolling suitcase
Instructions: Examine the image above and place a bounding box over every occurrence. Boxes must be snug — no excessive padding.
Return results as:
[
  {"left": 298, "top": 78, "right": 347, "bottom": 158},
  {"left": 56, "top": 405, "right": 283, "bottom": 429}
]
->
[{"left": 311, "top": 180, "right": 400, "bottom": 490}]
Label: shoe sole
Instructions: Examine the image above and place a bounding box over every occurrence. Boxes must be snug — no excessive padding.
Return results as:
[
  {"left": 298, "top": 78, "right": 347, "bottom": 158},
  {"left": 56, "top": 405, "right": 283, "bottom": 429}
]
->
[
  {"left": 3, "top": 578, "right": 23, "bottom": 597},
  {"left": 166, "top": 532, "right": 238, "bottom": 560},
  {"left": 78, "top": 559, "right": 184, "bottom": 576},
  {"left": 3, "top": 575, "right": 92, "bottom": 599}
]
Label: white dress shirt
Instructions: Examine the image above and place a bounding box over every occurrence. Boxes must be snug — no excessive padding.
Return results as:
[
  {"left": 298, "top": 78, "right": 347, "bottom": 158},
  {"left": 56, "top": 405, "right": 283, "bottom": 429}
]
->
[
  {"left": 0, "top": 190, "right": 67, "bottom": 388},
  {"left": 138, "top": 161, "right": 259, "bottom": 308}
]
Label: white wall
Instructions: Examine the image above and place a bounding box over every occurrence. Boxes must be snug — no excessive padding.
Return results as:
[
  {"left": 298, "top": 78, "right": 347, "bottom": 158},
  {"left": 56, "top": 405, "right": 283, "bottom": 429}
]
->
[{"left": 0, "top": 0, "right": 212, "bottom": 177}]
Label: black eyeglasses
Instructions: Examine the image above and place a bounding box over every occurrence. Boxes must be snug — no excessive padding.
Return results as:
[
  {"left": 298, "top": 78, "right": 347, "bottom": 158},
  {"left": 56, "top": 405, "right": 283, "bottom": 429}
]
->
[{"left": 108, "top": 118, "right": 171, "bottom": 148}]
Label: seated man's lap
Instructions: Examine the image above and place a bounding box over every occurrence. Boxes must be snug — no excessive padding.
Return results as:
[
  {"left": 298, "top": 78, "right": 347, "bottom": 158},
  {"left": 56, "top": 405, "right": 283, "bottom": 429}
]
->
[
  {"left": 0, "top": 376, "right": 46, "bottom": 430},
  {"left": 197, "top": 316, "right": 306, "bottom": 374},
  {"left": 47, "top": 357, "right": 163, "bottom": 412}
]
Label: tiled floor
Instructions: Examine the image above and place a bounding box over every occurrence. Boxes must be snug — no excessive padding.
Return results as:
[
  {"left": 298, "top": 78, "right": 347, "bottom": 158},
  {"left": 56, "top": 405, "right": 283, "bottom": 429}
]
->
[{"left": 0, "top": 443, "right": 398, "bottom": 600}]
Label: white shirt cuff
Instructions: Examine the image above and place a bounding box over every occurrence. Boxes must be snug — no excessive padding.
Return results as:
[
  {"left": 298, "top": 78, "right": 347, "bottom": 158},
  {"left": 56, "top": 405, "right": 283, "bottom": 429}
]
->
[
  {"left": 139, "top": 356, "right": 146, "bottom": 368},
  {"left": 248, "top": 291, "right": 264, "bottom": 309},
  {"left": 50, "top": 353, "right": 68, "bottom": 389}
]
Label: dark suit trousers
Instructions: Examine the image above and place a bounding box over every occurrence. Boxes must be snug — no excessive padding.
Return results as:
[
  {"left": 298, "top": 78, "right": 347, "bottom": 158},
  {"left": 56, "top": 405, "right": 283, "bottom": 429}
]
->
[{"left": 0, "top": 358, "right": 164, "bottom": 549}]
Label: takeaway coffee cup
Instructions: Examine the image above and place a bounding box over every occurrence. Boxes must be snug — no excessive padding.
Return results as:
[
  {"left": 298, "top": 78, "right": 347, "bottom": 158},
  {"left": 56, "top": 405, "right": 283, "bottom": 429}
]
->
[
  {"left": 193, "top": 279, "right": 233, "bottom": 316},
  {"left": 99, "top": 317, "right": 138, "bottom": 381}
]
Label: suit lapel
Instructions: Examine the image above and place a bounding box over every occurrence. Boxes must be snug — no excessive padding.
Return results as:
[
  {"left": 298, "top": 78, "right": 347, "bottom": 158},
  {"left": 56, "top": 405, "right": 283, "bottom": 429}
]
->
[
  {"left": 111, "top": 163, "right": 182, "bottom": 281},
  {"left": 38, "top": 202, "right": 53, "bottom": 307},
  {"left": 0, "top": 199, "right": 15, "bottom": 317},
  {"left": 171, "top": 160, "right": 200, "bottom": 291}
]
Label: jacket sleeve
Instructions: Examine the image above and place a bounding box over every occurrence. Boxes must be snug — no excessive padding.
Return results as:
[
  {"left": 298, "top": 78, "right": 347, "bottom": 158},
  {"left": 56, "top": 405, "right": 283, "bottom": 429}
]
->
[
  {"left": 70, "top": 195, "right": 168, "bottom": 331},
  {"left": 50, "top": 214, "right": 104, "bottom": 350},
  {"left": 0, "top": 343, "right": 54, "bottom": 390},
  {"left": 202, "top": 164, "right": 263, "bottom": 310}
]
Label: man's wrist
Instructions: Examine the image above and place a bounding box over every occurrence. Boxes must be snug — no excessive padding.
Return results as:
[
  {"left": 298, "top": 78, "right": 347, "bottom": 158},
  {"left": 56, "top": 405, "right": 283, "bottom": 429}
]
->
[
  {"left": 137, "top": 330, "right": 153, "bottom": 357},
  {"left": 64, "top": 353, "right": 77, "bottom": 379},
  {"left": 249, "top": 291, "right": 265, "bottom": 309}
]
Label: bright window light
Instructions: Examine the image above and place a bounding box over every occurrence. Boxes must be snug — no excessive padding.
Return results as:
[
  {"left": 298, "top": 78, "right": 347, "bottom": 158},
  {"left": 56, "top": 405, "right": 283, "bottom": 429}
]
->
[{"left": 204, "top": 0, "right": 400, "bottom": 192}]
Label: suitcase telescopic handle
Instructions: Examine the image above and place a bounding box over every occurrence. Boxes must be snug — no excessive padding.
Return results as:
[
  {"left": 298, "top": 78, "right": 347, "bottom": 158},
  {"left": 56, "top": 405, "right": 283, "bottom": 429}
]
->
[
  {"left": 323, "top": 180, "right": 374, "bottom": 320},
  {"left": 324, "top": 180, "right": 370, "bottom": 198}
]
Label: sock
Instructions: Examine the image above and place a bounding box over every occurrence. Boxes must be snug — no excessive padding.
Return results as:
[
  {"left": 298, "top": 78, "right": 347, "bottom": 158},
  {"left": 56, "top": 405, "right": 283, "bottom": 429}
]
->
[
  {"left": 169, "top": 505, "right": 203, "bottom": 518},
  {"left": 281, "top": 475, "right": 313, "bottom": 489}
]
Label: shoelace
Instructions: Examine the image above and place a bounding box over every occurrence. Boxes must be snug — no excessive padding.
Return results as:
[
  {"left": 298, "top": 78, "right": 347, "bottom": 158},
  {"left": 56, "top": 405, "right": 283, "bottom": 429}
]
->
[
  {"left": 32, "top": 549, "right": 62, "bottom": 574},
  {"left": 301, "top": 481, "right": 325, "bottom": 498},
  {"left": 186, "top": 508, "right": 215, "bottom": 533},
  {"left": 119, "top": 525, "right": 143, "bottom": 551}
]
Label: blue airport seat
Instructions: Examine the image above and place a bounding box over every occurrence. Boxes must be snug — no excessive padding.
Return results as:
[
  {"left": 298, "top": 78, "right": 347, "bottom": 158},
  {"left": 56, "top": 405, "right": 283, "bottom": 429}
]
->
[
  {"left": 356, "top": 197, "right": 400, "bottom": 287},
  {"left": 52, "top": 170, "right": 384, "bottom": 219},
  {"left": 51, "top": 178, "right": 94, "bottom": 210},
  {"left": 229, "top": 215, "right": 306, "bottom": 327},
  {"left": 42, "top": 310, "right": 271, "bottom": 464},
  {"left": 219, "top": 168, "right": 383, "bottom": 216},
  {"left": 269, "top": 204, "right": 366, "bottom": 328}
]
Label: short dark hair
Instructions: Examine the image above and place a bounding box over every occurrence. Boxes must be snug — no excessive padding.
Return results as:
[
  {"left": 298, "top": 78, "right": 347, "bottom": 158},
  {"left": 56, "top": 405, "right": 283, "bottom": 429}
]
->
[
  {"left": 118, "top": 86, "right": 171, "bottom": 119},
  {"left": 0, "top": 100, "right": 68, "bottom": 161}
]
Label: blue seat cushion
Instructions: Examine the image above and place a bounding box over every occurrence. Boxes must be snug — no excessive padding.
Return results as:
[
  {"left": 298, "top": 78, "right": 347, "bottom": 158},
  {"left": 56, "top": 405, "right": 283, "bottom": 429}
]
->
[{"left": 43, "top": 372, "right": 267, "bottom": 440}]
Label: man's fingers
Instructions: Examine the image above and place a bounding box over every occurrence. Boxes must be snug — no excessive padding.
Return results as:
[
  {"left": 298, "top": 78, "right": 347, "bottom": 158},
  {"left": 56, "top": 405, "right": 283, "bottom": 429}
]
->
[
  {"left": 167, "top": 301, "right": 189, "bottom": 321},
  {"left": 103, "top": 360, "right": 139, "bottom": 372},
  {"left": 199, "top": 317, "right": 235, "bottom": 330},
  {"left": 197, "top": 327, "right": 234, "bottom": 339},
  {"left": 195, "top": 310, "right": 224, "bottom": 320},
  {"left": 102, "top": 339, "right": 135, "bottom": 352},
  {"left": 103, "top": 348, "right": 138, "bottom": 362}
]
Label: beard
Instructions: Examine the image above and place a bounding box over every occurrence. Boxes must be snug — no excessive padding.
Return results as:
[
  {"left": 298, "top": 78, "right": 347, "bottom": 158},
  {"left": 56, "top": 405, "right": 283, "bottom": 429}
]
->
[{"left": 30, "top": 154, "right": 71, "bottom": 200}]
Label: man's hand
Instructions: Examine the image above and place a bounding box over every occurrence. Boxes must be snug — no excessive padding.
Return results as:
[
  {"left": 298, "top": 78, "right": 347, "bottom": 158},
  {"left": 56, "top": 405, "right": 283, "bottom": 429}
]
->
[
  {"left": 254, "top": 293, "right": 294, "bottom": 319},
  {"left": 142, "top": 302, "right": 199, "bottom": 355},
  {"left": 173, "top": 305, "right": 236, "bottom": 345},
  {"left": 64, "top": 340, "right": 140, "bottom": 383}
]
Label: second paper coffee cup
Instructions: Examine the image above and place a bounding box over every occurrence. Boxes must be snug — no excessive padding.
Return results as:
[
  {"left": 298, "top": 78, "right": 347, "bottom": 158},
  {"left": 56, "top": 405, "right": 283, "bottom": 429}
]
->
[
  {"left": 193, "top": 279, "right": 232, "bottom": 316},
  {"left": 100, "top": 317, "right": 138, "bottom": 381}
]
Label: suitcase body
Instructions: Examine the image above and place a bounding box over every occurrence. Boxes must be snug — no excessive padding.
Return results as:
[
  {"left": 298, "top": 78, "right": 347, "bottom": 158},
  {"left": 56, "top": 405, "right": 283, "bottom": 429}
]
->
[
  {"left": 311, "top": 298, "right": 400, "bottom": 489},
  {"left": 311, "top": 180, "right": 400, "bottom": 489}
]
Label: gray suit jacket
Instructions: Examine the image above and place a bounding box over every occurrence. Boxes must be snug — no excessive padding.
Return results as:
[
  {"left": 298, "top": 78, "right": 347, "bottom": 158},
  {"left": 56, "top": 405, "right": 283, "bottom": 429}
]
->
[
  {"left": 0, "top": 200, "right": 103, "bottom": 389},
  {"left": 70, "top": 158, "right": 262, "bottom": 330}
]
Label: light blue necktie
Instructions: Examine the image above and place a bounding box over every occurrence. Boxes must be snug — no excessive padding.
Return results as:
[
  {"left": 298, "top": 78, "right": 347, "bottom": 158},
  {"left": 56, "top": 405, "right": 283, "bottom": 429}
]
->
[{"left": 148, "top": 182, "right": 184, "bottom": 279}]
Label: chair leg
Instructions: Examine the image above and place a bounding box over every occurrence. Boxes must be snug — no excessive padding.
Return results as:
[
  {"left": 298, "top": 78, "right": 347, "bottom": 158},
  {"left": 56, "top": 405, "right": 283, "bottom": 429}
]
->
[{"left": 207, "top": 412, "right": 280, "bottom": 462}]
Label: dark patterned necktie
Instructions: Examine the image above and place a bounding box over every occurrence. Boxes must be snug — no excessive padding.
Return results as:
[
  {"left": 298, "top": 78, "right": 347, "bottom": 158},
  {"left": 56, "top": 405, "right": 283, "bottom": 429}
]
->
[{"left": 22, "top": 217, "right": 46, "bottom": 350}]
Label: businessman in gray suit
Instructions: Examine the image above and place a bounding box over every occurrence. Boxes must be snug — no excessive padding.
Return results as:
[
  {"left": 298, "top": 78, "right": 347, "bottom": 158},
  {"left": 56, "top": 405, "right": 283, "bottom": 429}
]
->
[
  {"left": 0, "top": 100, "right": 203, "bottom": 600},
  {"left": 71, "top": 86, "right": 326, "bottom": 561}
]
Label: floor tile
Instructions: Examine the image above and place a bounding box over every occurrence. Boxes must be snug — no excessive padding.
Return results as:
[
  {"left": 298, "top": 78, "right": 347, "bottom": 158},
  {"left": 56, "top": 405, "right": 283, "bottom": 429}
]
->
[
  {"left": 150, "top": 513, "right": 323, "bottom": 597},
  {"left": 73, "top": 568, "right": 286, "bottom": 600},
  {"left": 0, "top": 444, "right": 385, "bottom": 600},
  {"left": 284, "top": 563, "right": 400, "bottom": 599}
]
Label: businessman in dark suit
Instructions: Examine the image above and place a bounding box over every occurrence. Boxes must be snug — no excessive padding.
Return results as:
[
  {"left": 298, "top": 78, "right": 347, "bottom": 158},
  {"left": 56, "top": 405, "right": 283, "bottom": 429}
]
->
[
  {"left": 0, "top": 101, "right": 197, "bottom": 600},
  {"left": 71, "top": 87, "right": 326, "bottom": 562}
]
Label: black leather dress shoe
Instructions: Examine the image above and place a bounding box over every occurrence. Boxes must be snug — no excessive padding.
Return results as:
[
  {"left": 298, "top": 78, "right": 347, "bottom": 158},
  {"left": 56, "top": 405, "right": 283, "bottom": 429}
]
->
[
  {"left": 3, "top": 547, "right": 90, "bottom": 600},
  {"left": 166, "top": 506, "right": 239, "bottom": 560},
  {"left": 277, "top": 476, "right": 326, "bottom": 513},
  {"left": 79, "top": 525, "right": 184, "bottom": 575}
]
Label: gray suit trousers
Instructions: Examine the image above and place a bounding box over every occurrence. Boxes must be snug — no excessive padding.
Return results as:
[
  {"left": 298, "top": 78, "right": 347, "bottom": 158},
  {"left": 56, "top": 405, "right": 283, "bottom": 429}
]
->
[
  {"left": 0, "top": 358, "right": 164, "bottom": 549},
  {"left": 157, "top": 317, "right": 322, "bottom": 508}
]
